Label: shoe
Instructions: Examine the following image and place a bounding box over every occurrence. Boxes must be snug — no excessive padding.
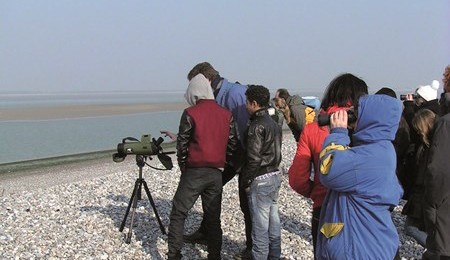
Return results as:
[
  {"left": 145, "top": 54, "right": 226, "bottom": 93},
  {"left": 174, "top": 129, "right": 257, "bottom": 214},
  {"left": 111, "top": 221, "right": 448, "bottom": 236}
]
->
[
  {"left": 233, "top": 247, "right": 251, "bottom": 260},
  {"left": 183, "top": 230, "right": 207, "bottom": 245}
]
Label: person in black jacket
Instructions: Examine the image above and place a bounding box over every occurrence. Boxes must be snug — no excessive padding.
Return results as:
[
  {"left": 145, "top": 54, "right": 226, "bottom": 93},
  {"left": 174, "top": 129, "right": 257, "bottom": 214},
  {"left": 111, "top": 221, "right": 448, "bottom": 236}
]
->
[
  {"left": 402, "top": 81, "right": 441, "bottom": 199},
  {"left": 423, "top": 111, "right": 450, "bottom": 259},
  {"left": 167, "top": 74, "right": 238, "bottom": 260},
  {"left": 241, "top": 85, "right": 283, "bottom": 259}
]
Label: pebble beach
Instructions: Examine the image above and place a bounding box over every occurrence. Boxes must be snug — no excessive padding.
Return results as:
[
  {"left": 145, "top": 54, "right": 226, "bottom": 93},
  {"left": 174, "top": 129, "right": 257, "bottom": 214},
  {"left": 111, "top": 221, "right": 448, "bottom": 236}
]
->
[{"left": 0, "top": 134, "right": 424, "bottom": 259}]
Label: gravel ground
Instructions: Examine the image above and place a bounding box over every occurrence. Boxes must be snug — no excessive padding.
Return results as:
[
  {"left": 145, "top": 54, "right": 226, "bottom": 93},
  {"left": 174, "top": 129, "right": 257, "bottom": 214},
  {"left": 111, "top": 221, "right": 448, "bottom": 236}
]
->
[{"left": 0, "top": 135, "right": 423, "bottom": 259}]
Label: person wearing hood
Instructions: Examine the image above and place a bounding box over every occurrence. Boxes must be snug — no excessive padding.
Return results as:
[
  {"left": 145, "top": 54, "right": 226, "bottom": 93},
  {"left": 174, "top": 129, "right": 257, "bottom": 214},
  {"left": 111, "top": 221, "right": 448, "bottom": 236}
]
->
[
  {"left": 317, "top": 94, "right": 403, "bottom": 259},
  {"left": 185, "top": 62, "right": 253, "bottom": 259},
  {"left": 273, "top": 88, "right": 308, "bottom": 142},
  {"left": 167, "top": 74, "right": 238, "bottom": 260},
  {"left": 288, "top": 73, "right": 368, "bottom": 258}
]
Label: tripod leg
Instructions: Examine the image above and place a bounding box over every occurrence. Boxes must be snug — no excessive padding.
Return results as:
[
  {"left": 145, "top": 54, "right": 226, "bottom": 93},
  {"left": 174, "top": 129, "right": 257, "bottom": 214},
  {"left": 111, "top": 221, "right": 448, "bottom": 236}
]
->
[
  {"left": 142, "top": 180, "right": 167, "bottom": 235},
  {"left": 125, "top": 181, "right": 143, "bottom": 244},
  {"left": 120, "top": 180, "right": 139, "bottom": 232}
]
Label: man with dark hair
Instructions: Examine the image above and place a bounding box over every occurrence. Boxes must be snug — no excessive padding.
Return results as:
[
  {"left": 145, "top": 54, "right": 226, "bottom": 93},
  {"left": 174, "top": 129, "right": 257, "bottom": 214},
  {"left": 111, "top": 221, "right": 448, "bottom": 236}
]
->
[
  {"left": 167, "top": 74, "right": 238, "bottom": 260},
  {"left": 185, "top": 62, "right": 253, "bottom": 259},
  {"left": 242, "top": 85, "right": 282, "bottom": 259},
  {"left": 273, "top": 88, "right": 309, "bottom": 142}
]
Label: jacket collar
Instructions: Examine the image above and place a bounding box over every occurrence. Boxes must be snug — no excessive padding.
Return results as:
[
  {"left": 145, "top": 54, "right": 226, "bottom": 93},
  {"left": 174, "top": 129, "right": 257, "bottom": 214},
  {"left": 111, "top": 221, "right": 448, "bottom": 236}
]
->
[{"left": 250, "top": 108, "right": 268, "bottom": 120}]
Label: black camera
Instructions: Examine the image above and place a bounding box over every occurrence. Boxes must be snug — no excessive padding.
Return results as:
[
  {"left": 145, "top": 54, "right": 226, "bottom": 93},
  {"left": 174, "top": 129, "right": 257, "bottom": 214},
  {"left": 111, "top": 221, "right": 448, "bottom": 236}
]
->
[
  {"left": 318, "top": 110, "right": 357, "bottom": 127},
  {"left": 113, "top": 134, "right": 173, "bottom": 169},
  {"left": 400, "top": 94, "right": 417, "bottom": 101}
]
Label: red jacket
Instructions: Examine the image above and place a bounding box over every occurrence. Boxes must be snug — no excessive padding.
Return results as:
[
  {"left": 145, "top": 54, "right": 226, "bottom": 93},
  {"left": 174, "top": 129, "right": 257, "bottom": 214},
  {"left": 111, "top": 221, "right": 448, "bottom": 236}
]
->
[{"left": 288, "top": 106, "right": 346, "bottom": 209}]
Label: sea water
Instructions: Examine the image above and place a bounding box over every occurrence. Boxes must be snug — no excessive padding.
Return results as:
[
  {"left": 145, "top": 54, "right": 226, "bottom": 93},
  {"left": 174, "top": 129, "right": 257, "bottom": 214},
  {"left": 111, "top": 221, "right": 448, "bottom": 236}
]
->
[
  {"left": 0, "top": 90, "right": 322, "bottom": 164},
  {"left": 0, "top": 91, "right": 185, "bottom": 164}
]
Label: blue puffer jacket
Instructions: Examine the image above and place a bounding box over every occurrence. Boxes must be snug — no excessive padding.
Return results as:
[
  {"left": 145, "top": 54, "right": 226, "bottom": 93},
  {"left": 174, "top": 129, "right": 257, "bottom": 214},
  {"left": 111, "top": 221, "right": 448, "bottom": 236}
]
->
[{"left": 317, "top": 95, "right": 403, "bottom": 260}]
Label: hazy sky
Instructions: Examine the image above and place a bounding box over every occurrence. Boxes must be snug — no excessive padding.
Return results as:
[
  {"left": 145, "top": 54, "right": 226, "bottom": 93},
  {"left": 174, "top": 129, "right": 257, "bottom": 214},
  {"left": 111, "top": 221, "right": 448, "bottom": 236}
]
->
[{"left": 1, "top": 1, "right": 449, "bottom": 95}]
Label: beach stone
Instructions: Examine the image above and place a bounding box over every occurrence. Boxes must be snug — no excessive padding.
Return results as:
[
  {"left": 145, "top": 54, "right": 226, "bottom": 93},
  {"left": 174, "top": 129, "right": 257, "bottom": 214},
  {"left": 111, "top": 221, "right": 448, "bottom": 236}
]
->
[{"left": 0, "top": 135, "right": 424, "bottom": 259}]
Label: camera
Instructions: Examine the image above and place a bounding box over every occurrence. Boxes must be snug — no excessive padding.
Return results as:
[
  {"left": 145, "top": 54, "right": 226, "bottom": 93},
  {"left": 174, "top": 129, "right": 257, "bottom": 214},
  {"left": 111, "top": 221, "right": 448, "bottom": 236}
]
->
[
  {"left": 113, "top": 134, "right": 173, "bottom": 169},
  {"left": 400, "top": 94, "right": 417, "bottom": 101},
  {"left": 318, "top": 109, "right": 357, "bottom": 127}
]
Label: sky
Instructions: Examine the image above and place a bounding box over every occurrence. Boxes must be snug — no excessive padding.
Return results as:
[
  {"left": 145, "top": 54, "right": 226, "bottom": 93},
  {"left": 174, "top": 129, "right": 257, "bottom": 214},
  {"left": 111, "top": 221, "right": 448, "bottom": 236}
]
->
[{"left": 1, "top": 1, "right": 449, "bottom": 95}]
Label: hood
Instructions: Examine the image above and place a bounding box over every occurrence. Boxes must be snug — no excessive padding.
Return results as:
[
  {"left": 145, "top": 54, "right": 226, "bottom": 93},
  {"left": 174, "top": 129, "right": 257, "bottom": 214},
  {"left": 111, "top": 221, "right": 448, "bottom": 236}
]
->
[
  {"left": 185, "top": 74, "right": 214, "bottom": 106},
  {"left": 352, "top": 95, "right": 402, "bottom": 145},
  {"left": 286, "top": 95, "right": 304, "bottom": 106}
]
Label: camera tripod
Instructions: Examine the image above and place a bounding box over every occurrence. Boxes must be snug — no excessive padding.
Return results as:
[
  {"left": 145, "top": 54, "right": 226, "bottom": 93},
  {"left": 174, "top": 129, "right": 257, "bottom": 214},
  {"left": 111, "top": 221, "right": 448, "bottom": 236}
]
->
[{"left": 119, "top": 155, "right": 166, "bottom": 244}]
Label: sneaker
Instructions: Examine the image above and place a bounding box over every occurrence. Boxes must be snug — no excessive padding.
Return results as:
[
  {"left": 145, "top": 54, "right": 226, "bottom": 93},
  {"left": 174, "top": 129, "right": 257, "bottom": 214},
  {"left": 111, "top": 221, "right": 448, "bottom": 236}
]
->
[
  {"left": 183, "top": 230, "right": 207, "bottom": 245},
  {"left": 233, "top": 247, "right": 251, "bottom": 260}
]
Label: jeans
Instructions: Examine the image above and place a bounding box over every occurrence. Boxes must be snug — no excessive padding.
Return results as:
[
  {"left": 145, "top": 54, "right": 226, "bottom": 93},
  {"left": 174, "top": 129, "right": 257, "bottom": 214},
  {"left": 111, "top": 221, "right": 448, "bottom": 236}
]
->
[
  {"left": 168, "top": 168, "right": 223, "bottom": 259},
  {"left": 247, "top": 174, "right": 282, "bottom": 260}
]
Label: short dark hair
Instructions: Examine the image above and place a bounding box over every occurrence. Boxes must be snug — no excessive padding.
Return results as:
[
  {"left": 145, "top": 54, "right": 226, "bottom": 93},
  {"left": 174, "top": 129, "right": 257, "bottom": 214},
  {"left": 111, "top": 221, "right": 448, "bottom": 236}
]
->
[
  {"left": 321, "top": 73, "right": 368, "bottom": 110},
  {"left": 375, "top": 87, "right": 397, "bottom": 99},
  {"left": 187, "top": 62, "right": 219, "bottom": 81},
  {"left": 246, "top": 85, "right": 270, "bottom": 107},
  {"left": 276, "top": 88, "right": 290, "bottom": 99}
]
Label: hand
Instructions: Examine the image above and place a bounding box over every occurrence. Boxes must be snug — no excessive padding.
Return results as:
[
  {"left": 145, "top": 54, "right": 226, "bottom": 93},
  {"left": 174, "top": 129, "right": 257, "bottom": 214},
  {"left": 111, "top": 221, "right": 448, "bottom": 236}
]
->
[
  {"left": 330, "top": 110, "right": 348, "bottom": 129},
  {"left": 160, "top": 130, "right": 177, "bottom": 141},
  {"left": 406, "top": 94, "right": 415, "bottom": 101},
  {"left": 245, "top": 187, "right": 250, "bottom": 193}
]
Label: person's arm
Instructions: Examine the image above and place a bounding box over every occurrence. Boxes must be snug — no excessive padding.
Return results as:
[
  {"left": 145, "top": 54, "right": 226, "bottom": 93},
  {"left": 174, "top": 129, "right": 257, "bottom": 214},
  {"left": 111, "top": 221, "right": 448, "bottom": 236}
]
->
[
  {"left": 289, "top": 105, "right": 306, "bottom": 132},
  {"left": 160, "top": 130, "right": 177, "bottom": 141},
  {"left": 176, "top": 110, "right": 192, "bottom": 173},
  {"left": 288, "top": 126, "right": 314, "bottom": 197},
  {"left": 241, "top": 123, "right": 263, "bottom": 190},
  {"left": 225, "top": 116, "right": 239, "bottom": 171},
  {"left": 319, "top": 111, "right": 356, "bottom": 192}
]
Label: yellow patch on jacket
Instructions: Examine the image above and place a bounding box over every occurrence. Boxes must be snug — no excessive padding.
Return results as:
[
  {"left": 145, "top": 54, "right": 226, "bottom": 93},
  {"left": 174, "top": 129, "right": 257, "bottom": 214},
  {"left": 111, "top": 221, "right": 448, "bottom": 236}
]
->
[
  {"left": 320, "top": 222, "right": 344, "bottom": 238},
  {"left": 319, "top": 143, "right": 348, "bottom": 175}
]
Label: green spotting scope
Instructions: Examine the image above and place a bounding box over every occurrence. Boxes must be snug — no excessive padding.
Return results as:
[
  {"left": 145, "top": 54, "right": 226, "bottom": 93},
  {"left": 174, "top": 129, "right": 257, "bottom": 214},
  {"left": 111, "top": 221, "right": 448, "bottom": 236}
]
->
[{"left": 112, "top": 134, "right": 173, "bottom": 170}]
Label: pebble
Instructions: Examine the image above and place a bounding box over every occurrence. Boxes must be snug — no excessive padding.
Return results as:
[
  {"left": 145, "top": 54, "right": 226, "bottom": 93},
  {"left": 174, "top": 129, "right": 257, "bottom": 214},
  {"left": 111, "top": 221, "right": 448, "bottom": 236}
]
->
[{"left": 0, "top": 135, "right": 423, "bottom": 259}]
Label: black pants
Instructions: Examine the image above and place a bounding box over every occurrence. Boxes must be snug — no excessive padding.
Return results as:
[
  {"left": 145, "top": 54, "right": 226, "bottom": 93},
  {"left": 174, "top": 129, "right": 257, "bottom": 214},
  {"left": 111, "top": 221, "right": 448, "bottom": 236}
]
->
[
  {"left": 312, "top": 207, "right": 321, "bottom": 259},
  {"left": 168, "top": 168, "right": 223, "bottom": 259},
  {"left": 197, "top": 165, "right": 253, "bottom": 249}
]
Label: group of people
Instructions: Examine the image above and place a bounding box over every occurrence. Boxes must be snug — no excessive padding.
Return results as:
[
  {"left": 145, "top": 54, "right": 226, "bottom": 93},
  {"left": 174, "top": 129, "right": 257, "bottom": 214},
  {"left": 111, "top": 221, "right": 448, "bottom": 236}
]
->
[{"left": 165, "top": 61, "right": 450, "bottom": 260}]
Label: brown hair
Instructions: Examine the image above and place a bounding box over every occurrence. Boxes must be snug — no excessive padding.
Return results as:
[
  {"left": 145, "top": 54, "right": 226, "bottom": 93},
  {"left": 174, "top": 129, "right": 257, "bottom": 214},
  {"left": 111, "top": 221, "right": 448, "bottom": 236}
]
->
[
  {"left": 187, "top": 62, "right": 219, "bottom": 81},
  {"left": 412, "top": 109, "right": 438, "bottom": 160},
  {"left": 443, "top": 65, "right": 450, "bottom": 92}
]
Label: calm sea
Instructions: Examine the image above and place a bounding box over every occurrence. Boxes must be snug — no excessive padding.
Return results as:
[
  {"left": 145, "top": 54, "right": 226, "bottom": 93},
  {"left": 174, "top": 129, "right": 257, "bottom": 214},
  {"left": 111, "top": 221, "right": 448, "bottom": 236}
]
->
[
  {"left": 0, "top": 91, "right": 185, "bottom": 164},
  {"left": 0, "top": 90, "right": 322, "bottom": 164}
]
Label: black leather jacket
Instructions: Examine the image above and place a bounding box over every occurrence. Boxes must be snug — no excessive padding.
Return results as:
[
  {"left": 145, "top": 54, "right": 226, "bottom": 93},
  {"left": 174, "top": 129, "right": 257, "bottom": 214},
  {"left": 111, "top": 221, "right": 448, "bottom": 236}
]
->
[{"left": 241, "top": 108, "right": 282, "bottom": 189}]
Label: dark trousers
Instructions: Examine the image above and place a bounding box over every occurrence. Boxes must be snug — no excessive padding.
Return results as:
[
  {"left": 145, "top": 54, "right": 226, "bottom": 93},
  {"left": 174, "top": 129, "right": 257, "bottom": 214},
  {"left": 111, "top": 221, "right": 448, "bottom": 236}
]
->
[
  {"left": 312, "top": 207, "right": 321, "bottom": 259},
  {"left": 197, "top": 165, "right": 253, "bottom": 249},
  {"left": 168, "top": 168, "right": 223, "bottom": 259}
]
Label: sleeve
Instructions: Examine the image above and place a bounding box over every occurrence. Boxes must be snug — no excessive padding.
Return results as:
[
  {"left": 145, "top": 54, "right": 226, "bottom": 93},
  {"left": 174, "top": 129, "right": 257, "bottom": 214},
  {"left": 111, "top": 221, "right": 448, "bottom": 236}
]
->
[
  {"left": 287, "top": 105, "right": 305, "bottom": 137},
  {"left": 424, "top": 117, "right": 450, "bottom": 208},
  {"left": 318, "top": 127, "right": 357, "bottom": 192},
  {"left": 225, "top": 116, "right": 240, "bottom": 170},
  {"left": 241, "top": 124, "right": 264, "bottom": 189},
  {"left": 288, "top": 126, "right": 313, "bottom": 197},
  {"left": 176, "top": 110, "right": 193, "bottom": 173}
]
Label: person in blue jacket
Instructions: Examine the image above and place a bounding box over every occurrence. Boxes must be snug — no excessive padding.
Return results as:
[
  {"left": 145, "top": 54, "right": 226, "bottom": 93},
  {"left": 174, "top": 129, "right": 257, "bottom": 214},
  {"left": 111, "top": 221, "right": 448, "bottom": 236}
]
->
[{"left": 317, "top": 94, "right": 403, "bottom": 259}]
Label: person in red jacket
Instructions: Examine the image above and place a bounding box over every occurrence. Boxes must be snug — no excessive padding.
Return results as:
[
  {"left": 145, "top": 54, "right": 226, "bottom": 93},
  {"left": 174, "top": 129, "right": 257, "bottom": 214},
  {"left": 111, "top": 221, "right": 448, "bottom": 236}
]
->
[
  {"left": 167, "top": 74, "right": 238, "bottom": 260},
  {"left": 288, "top": 73, "right": 368, "bottom": 258}
]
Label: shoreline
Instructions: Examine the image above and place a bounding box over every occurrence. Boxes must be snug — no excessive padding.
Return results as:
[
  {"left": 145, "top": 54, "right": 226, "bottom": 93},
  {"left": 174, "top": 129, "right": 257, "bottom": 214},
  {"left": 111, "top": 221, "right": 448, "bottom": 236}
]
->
[{"left": 0, "top": 102, "right": 188, "bottom": 121}]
